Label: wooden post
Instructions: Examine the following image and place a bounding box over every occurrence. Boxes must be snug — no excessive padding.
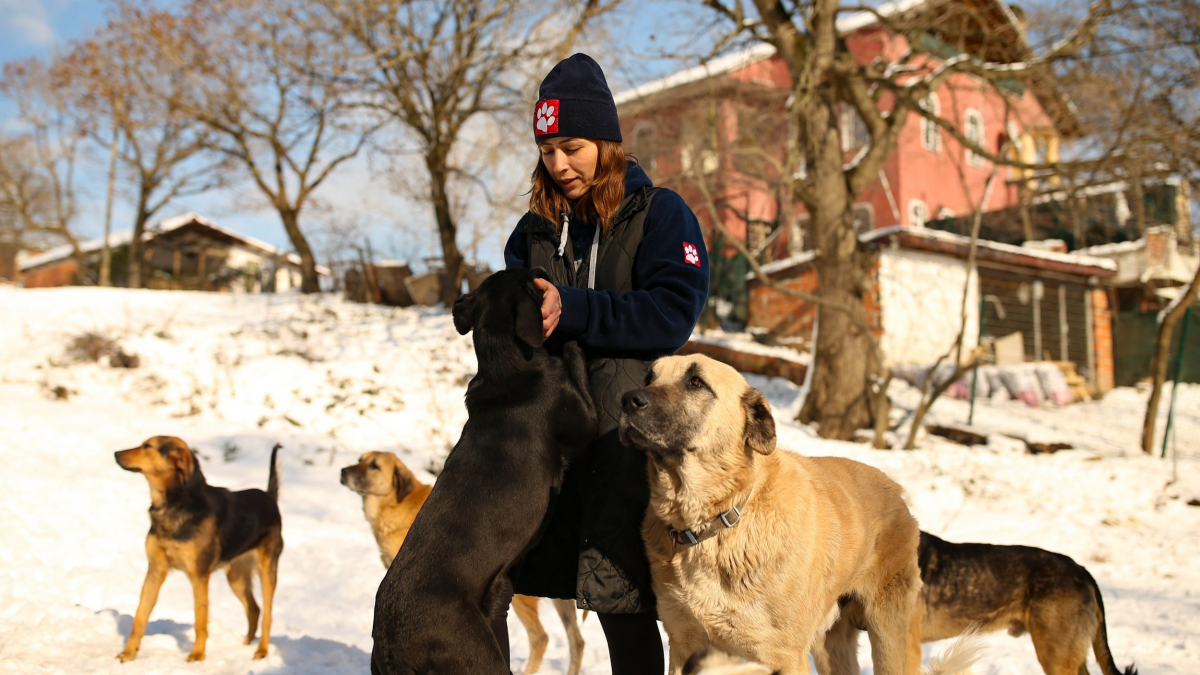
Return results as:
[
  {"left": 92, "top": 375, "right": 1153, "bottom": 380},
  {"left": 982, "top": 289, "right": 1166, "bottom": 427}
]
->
[
  {"left": 1085, "top": 288, "right": 1096, "bottom": 386},
  {"left": 173, "top": 250, "right": 181, "bottom": 279},
  {"left": 1059, "top": 284, "right": 1068, "bottom": 362},
  {"left": 1033, "top": 280, "right": 1043, "bottom": 360}
]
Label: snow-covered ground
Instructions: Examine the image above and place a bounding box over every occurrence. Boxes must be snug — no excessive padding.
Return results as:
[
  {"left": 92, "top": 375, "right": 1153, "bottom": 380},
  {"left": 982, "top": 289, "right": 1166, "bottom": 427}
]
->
[{"left": 0, "top": 287, "right": 1196, "bottom": 675}]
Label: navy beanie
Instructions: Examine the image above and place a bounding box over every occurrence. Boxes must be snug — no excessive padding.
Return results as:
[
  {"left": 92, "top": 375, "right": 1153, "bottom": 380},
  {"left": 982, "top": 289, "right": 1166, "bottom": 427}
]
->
[{"left": 533, "top": 53, "right": 622, "bottom": 143}]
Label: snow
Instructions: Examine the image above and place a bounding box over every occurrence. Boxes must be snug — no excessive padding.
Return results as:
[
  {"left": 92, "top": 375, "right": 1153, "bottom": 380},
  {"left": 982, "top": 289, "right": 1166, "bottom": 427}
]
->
[
  {"left": 1, "top": 286, "right": 1198, "bottom": 674},
  {"left": 690, "top": 328, "right": 811, "bottom": 365}
]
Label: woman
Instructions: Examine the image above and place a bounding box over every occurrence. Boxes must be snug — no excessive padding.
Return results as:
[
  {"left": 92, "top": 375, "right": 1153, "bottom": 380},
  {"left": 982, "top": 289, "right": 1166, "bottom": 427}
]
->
[{"left": 498, "top": 54, "right": 709, "bottom": 675}]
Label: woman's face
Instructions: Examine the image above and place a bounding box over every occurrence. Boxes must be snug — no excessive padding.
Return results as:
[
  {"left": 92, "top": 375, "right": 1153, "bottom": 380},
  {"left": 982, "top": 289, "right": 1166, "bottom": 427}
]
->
[{"left": 539, "top": 137, "right": 598, "bottom": 200}]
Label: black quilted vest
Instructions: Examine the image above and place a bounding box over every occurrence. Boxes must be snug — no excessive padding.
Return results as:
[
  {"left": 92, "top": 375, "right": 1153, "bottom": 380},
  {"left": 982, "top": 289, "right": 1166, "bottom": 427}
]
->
[{"left": 513, "top": 185, "right": 662, "bottom": 613}]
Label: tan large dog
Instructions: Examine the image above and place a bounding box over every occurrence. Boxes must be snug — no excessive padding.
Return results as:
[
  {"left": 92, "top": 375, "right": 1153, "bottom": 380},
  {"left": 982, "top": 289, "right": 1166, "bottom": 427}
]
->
[
  {"left": 619, "top": 355, "right": 973, "bottom": 675},
  {"left": 340, "top": 451, "right": 584, "bottom": 675}
]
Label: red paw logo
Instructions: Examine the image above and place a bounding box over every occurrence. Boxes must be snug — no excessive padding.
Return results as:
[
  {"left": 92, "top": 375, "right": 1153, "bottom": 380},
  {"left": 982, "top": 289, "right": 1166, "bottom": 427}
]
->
[
  {"left": 683, "top": 242, "right": 701, "bottom": 267},
  {"left": 535, "top": 100, "right": 559, "bottom": 135}
]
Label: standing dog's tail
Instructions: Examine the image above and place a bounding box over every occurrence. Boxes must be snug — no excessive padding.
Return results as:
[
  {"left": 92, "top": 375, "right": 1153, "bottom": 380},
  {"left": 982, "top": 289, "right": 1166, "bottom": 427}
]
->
[
  {"left": 267, "top": 443, "right": 282, "bottom": 501},
  {"left": 923, "top": 627, "right": 985, "bottom": 675},
  {"left": 1085, "top": 569, "right": 1138, "bottom": 675}
]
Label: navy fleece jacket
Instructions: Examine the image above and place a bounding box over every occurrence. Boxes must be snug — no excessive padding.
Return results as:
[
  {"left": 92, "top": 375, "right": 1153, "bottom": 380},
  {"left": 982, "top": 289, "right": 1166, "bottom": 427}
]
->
[{"left": 503, "top": 163, "right": 709, "bottom": 354}]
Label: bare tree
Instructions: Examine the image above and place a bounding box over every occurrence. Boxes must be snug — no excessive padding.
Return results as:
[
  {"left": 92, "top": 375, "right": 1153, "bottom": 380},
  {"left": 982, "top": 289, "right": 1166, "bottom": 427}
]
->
[
  {"left": 322, "top": 0, "right": 620, "bottom": 304},
  {"left": 1113, "top": 0, "right": 1200, "bottom": 453},
  {"left": 0, "top": 60, "right": 86, "bottom": 282},
  {"left": 59, "top": 4, "right": 229, "bottom": 289},
  {"left": 688, "top": 0, "right": 1115, "bottom": 439},
  {"left": 161, "top": 0, "right": 383, "bottom": 293}
]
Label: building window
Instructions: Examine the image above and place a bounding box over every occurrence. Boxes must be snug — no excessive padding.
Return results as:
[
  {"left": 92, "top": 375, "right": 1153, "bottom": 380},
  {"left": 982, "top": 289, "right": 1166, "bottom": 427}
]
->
[
  {"left": 920, "top": 93, "right": 941, "bottom": 152},
  {"left": 840, "top": 104, "right": 870, "bottom": 152},
  {"left": 787, "top": 215, "right": 808, "bottom": 254},
  {"left": 633, "top": 121, "right": 658, "bottom": 173},
  {"left": 681, "top": 145, "right": 718, "bottom": 175},
  {"left": 964, "top": 109, "right": 985, "bottom": 168},
  {"left": 936, "top": 207, "right": 955, "bottom": 221},
  {"left": 852, "top": 203, "right": 875, "bottom": 234},
  {"left": 908, "top": 199, "right": 929, "bottom": 228}
]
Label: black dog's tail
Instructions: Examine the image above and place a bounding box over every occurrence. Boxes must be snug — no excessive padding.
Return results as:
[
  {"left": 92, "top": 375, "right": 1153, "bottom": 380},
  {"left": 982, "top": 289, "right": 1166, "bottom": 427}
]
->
[
  {"left": 267, "top": 443, "right": 282, "bottom": 501},
  {"left": 1087, "top": 568, "right": 1137, "bottom": 675}
]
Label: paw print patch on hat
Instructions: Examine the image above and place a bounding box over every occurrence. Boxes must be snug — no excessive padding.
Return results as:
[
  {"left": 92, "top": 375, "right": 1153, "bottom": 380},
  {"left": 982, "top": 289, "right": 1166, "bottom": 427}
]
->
[
  {"left": 683, "top": 242, "right": 701, "bottom": 267},
  {"left": 535, "top": 100, "right": 559, "bottom": 136}
]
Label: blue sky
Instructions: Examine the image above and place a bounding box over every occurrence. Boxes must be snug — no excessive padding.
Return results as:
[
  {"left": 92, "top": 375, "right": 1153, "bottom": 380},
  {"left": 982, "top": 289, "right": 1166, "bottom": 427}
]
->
[{"left": 0, "top": 1, "right": 705, "bottom": 270}]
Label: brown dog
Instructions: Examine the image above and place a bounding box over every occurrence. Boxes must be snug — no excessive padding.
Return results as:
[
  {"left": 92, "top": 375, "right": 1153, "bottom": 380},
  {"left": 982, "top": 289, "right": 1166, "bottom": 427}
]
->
[
  {"left": 114, "top": 436, "right": 283, "bottom": 662},
  {"left": 619, "top": 355, "right": 975, "bottom": 675},
  {"left": 340, "top": 451, "right": 585, "bottom": 675}
]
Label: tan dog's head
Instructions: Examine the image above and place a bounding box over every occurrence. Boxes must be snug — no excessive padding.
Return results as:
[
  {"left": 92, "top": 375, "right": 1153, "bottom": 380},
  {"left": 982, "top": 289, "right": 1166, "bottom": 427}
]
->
[
  {"left": 114, "top": 436, "right": 200, "bottom": 491},
  {"left": 340, "top": 451, "right": 417, "bottom": 501},
  {"left": 618, "top": 354, "right": 775, "bottom": 468}
]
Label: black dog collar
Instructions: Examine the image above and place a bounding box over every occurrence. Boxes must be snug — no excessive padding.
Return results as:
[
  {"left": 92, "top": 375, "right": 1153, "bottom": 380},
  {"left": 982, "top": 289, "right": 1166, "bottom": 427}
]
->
[{"left": 669, "top": 492, "right": 752, "bottom": 548}]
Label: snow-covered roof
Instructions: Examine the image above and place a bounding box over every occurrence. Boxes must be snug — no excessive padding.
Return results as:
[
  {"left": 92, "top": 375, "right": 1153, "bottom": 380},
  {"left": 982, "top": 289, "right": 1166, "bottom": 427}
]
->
[
  {"left": 1079, "top": 239, "right": 1143, "bottom": 257},
  {"left": 863, "top": 225, "right": 1117, "bottom": 271},
  {"left": 613, "top": 0, "right": 929, "bottom": 106},
  {"left": 19, "top": 212, "right": 328, "bottom": 275},
  {"left": 756, "top": 251, "right": 815, "bottom": 277},
  {"left": 748, "top": 225, "right": 1117, "bottom": 281}
]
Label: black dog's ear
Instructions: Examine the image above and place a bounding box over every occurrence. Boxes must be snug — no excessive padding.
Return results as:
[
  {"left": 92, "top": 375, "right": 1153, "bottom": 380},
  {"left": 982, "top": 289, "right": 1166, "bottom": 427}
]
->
[
  {"left": 530, "top": 266, "right": 550, "bottom": 282},
  {"left": 741, "top": 388, "right": 776, "bottom": 455},
  {"left": 451, "top": 291, "right": 476, "bottom": 335},
  {"left": 515, "top": 290, "right": 546, "bottom": 348}
]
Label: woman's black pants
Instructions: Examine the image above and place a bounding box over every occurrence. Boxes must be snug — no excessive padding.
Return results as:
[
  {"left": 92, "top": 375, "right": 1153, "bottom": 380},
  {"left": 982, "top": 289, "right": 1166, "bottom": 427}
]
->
[{"left": 490, "top": 588, "right": 664, "bottom": 675}]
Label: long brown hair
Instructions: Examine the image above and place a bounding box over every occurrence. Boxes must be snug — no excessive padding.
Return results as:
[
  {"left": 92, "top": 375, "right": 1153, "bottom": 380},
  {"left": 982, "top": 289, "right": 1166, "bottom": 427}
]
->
[{"left": 530, "top": 140, "right": 630, "bottom": 232}]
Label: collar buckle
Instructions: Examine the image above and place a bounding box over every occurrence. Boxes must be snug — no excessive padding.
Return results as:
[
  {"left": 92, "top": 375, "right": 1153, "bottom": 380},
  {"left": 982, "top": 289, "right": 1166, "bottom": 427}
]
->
[{"left": 719, "top": 505, "right": 742, "bottom": 529}]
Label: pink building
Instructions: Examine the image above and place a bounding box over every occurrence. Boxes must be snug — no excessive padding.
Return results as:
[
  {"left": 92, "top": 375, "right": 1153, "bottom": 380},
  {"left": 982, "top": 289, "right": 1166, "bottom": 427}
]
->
[
  {"left": 614, "top": 0, "right": 1075, "bottom": 256},
  {"left": 613, "top": 1, "right": 1123, "bottom": 390}
]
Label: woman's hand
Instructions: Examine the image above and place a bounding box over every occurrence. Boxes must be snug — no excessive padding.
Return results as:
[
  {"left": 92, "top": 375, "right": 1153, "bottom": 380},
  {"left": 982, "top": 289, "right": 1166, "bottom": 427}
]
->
[{"left": 534, "top": 278, "right": 561, "bottom": 339}]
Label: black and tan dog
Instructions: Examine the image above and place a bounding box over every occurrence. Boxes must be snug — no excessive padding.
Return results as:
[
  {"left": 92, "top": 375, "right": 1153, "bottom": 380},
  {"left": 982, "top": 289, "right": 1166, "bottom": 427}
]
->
[
  {"left": 370, "top": 268, "right": 597, "bottom": 675},
  {"left": 813, "top": 531, "right": 1138, "bottom": 675},
  {"left": 114, "top": 436, "right": 283, "bottom": 662}
]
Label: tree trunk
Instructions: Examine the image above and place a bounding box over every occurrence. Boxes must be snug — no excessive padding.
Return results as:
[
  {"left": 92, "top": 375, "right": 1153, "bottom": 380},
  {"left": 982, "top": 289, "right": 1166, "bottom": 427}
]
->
[
  {"left": 427, "top": 150, "right": 463, "bottom": 306},
  {"left": 1142, "top": 265, "right": 1200, "bottom": 454},
  {"left": 99, "top": 122, "right": 120, "bottom": 287},
  {"left": 127, "top": 194, "right": 153, "bottom": 289},
  {"left": 279, "top": 207, "right": 321, "bottom": 293},
  {"left": 795, "top": 100, "right": 876, "bottom": 440}
]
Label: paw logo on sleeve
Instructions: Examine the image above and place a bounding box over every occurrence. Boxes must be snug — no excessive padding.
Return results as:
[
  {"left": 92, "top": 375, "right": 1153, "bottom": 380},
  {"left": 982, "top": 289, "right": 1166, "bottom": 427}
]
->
[
  {"left": 535, "top": 100, "right": 559, "bottom": 135},
  {"left": 683, "top": 242, "right": 702, "bottom": 267}
]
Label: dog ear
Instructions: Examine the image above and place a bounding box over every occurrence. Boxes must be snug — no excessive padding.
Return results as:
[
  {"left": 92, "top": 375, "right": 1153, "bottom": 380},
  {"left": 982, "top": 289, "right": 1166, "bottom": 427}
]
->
[
  {"left": 169, "top": 441, "right": 196, "bottom": 485},
  {"left": 392, "top": 463, "right": 415, "bottom": 500},
  {"left": 741, "top": 388, "right": 776, "bottom": 455},
  {"left": 515, "top": 284, "right": 546, "bottom": 348},
  {"left": 530, "top": 266, "right": 550, "bottom": 281},
  {"left": 451, "top": 291, "right": 477, "bottom": 335}
]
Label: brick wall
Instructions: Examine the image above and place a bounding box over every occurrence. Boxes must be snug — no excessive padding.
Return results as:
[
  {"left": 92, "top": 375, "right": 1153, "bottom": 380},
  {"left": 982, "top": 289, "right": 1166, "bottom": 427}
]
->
[
  {"left": 1092, "top": 288, "right": 1115, "bottom": 392},
  {"left": 748, "top": 269, "right": 819, "bottom": 344},
  {"left": 23, "top": 261, "right": 78, "bottom": 288},
  {"left": 747, "top": 260, "right": 883, "bottom": 348}
]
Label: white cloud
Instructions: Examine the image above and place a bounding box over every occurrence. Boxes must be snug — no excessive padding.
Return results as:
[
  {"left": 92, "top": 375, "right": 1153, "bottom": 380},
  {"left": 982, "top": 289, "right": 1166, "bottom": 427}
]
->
[{"left": 0, "top": 1, "right": 58, "bottom": 47}]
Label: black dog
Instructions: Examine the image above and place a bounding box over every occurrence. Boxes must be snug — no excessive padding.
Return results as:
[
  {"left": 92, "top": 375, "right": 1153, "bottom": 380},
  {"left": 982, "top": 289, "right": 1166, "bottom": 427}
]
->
[{"left": 370, "top": 267, "right": 597, "bottom": 675}]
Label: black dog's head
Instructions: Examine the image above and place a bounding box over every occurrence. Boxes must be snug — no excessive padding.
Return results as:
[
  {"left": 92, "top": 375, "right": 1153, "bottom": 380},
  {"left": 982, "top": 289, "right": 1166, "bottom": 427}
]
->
[{"left": 452, "top": 267, "right": 549, "bottom": 351}]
